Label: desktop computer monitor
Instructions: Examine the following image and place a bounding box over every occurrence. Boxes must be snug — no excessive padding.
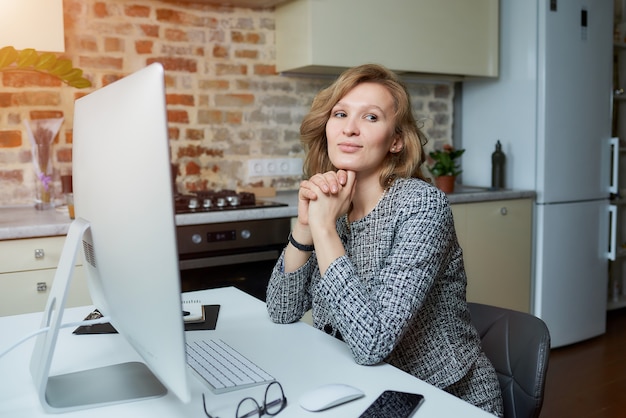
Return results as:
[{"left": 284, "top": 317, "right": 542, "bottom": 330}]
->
[{"left": 29, "top": 63, "right": 191, "bottom": 412}]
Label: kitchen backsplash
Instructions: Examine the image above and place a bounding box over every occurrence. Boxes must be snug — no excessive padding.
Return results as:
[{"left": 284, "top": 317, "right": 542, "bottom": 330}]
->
[{"left": 0, "top": 0, "right": 454, "bottom": 207}]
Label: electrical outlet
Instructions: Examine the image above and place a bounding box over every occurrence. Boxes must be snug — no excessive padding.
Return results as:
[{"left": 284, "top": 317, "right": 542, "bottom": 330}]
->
[{"left": 248, "top": 158, "right": 303, "bottom": 177}]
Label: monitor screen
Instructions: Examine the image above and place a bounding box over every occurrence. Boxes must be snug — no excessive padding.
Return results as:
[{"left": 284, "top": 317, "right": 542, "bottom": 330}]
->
[{"left": 29, "top": 63, "right": 191, "bottom": 412}]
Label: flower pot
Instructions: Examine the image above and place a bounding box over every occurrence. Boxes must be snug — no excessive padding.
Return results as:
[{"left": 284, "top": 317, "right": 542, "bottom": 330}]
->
[{"left": 435, "top": 175, "right": 456, "bottom": 194}]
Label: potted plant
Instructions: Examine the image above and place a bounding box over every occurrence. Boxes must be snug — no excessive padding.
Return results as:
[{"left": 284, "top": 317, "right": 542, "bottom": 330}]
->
[{"left": 427, "top": 144, "right": 465, "bottom": 193}]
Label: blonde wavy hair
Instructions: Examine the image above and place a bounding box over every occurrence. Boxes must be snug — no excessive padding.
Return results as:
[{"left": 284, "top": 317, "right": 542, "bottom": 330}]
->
[{"left": 301, "top": 64, "right": 429, "bottom": 187}]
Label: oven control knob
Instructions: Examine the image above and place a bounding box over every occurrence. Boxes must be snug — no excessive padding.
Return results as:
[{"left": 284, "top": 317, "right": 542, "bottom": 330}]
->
[
  {"left": 241, "top": 229, "right": 251, "bottom": 239},
  {"left": 203, "top": 199, "right": 212, "bottom": 209},
  {"left": 191, "top": 234, "right": 202, "bottom": 244},
  {"left": 188, "top": 198, "right": 199, "bottom": 210},
  {"left": 227, "top": 195, "right": 240, "bottom": 206},
  {"left": 216, "top": 197, "right": 226, "bottom": 207}
]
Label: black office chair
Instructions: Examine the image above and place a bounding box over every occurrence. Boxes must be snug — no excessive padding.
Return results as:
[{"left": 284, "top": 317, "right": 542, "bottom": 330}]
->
[{"left": 468, "top": 303, "right": 550, "bottom": 418}]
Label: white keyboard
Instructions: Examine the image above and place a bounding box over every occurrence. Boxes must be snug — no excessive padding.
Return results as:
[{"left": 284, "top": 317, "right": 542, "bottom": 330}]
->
[{"left": 186, "top": 339, "right": 275, "bottom": 393}]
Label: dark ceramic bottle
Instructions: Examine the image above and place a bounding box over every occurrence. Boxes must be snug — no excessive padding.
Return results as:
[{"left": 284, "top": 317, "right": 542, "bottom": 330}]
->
[{"left": 491, "top": 140, "right": 505, "bottom": 190}]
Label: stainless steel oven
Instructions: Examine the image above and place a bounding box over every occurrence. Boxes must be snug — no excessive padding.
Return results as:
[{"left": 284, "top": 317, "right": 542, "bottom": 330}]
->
[{"left": 177, "top": 217, "right": 291, "bottom": 301}]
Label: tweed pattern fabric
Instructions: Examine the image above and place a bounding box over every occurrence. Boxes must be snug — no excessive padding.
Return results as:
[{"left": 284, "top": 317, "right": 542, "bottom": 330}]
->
[{"left": 266, "top": 178, "right": 503, "bottom": 416}]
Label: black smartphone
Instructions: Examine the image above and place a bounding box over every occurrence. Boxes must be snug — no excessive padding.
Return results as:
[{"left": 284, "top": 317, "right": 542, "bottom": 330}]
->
[{"left": 358, "top": 390, "right": 424, "bottom": 418}]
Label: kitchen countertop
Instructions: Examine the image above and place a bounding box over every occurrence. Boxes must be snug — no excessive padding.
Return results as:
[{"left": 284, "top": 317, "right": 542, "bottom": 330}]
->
[{"left": 0, "top": 186, "right": 534, "bottom": 241}]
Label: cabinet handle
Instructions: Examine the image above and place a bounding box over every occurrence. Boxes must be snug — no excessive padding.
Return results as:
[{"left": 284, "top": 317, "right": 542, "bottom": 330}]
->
[
  {"left": 34, "top": 248, "right": 45, "bottom": 259},
  {"left": 500, "top": 207, "right": 508, "bottom": 216}
]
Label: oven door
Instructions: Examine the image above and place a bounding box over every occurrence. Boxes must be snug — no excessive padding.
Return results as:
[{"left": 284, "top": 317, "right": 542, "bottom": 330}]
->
[
  {"left": 179, "top": 246, "right": 284, "bottom": 301},
  {"left": 177, "top": 218, "right": 291, "bottom": 301}
]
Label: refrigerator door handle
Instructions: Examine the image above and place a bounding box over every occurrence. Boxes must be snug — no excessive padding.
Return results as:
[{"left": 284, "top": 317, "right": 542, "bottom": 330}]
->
[
  {"left": 610, "top": 137, "right": 619, "bottom": 195},
  {"left": 609, "top": 204, "right": 618, "bottom": 261}
]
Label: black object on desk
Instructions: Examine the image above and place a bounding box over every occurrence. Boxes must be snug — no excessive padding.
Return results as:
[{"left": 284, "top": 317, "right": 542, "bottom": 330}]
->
[{"left": 73, "top": 305, "right": 221, "bottom": 334}]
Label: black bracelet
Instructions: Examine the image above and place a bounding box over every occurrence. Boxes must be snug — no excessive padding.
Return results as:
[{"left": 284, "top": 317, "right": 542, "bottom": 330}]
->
[{"left": 288, "top": 233, "right": 314, "bottom": 252}]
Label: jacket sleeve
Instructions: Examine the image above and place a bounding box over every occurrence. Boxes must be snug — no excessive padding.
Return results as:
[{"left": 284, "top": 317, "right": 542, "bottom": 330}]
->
[{"left": 266, "top": 249, "right": 315, "bottom": 324}]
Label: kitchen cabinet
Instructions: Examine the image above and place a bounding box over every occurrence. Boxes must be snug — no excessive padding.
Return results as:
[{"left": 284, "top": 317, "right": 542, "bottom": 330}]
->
[
  {"left": 175, "top": 0, "right": 289, "bottom": 7},
  {"left": 451, "top": 198, "right": 533, "bottom": 313},
  {"left": 0, "top": 236, "right": 91, "bottom": 316},
  {"left": 275, "top": 0, "right": 499, "bottom": 78}
]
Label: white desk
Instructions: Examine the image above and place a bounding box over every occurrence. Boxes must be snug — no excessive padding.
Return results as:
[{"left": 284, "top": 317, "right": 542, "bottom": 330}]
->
[{"left": 0, "top": 287, "right": 492, "bottom": 417}]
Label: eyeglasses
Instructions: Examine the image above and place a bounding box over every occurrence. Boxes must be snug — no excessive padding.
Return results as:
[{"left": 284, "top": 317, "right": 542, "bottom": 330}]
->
[{"left": 202, "top": 381, "right": 287, "bottom": 418}]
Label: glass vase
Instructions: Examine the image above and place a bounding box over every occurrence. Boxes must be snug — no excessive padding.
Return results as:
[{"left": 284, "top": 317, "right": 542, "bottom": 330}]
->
[{"left": 25, "top": 118, "right": 64, "bottom": 210}]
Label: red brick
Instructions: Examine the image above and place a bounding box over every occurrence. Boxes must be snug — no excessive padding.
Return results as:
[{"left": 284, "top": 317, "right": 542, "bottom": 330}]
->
[
  {"left": 94, "top": 2, "right": 109, "bottom": 18},
  {"left": 215, "top": 63, "right": 247, "bottom": 76},
  {"left": 165, "top": 28, "right": 188, "bottom": 42},
  {"left": 206, "top": 148, "right": 225, "bottom": 157},
  {"left": 105, "top": 37, "right": 124, "bottom": 52},
  {"left": 185, "top": 179, "right": 209, "bottom": 192},
  {"left": 215, "top": 94, "right": 254, "bottom": 107},
  {"left": 213, "top": 45, "right": 229, "bottom": 58},
  {"left": 0, "top": 131, "right": 22, "bottom": 148},
  {"left": 232, "top": 31, "right": 261, "bottom": 44},
  {"left": 168, "top": 126, "right": 180, "bottom": 140},
  {"left": 164, "top": 74, "right": 176, "bottom": 87},
  {"left": 166, "top": 94, "right": 195, "bottom": 106},
  {"left": 111, "top": 23, "right": 135, "bottom": 36},
  {"left": 140, "top": 24, "right": 160, "bottom": 37},
  {"left": 178, "top": 145, "right": 202, "bottom": 158},
  {"left": 200, "top": 79, "right": 229, "bottom": 90},
  {"left": 185, "top": 129, "right": 204, "bottom": 140},
  {"left": 198, "top": 109, "right": 223, "bottom": 124},
  {"left": 74, "top": 92, "right": 89, "bottom": 101},
  {"left": 29, "top": 110, "right": 64, "bottom": 120},
  {"left": 226, "top": 111, "right": 242, "bottom": 124},
  {"left": 0, "top": 93, "right": 13, "bottom": 107},
  {"left": 254, "top": 64, "right": 276, "bottom": 76},
  {"left": 235, "top": 50, "right": 258, "bottom": 59},
  {"left": 177, "top": 145, "right": 224, "bottom": 159},
  {"left": 65, "top": 131, "right": 73, "bottom": 144},
  {"left": 14, "top": 92, "right": 61, "bottom": 106},
  {"left": 185, "top": 160, "right": 201, "bottom": 175},
  {"left": 102, "top": 74, "right": 123, "bottom": 86},
  {"left": 57, "top": 148, "right": 72, "bottom": 163},
  {"left": 168, "top": 109, "right": 189, "bottom": 124},
  {"left": 0, "top": 169, "right": 23, "bottom": 182},
  {"left": 80, "top": 56, "right": 123, "bottom": 70},
  {"left": 7, "top": 113, "right": 20, "bottom": 124},
  {"left": 147, "top": 57, "right": 197, "bottom": 73},
  {"left": 156, "top": 9, "right": 218, "bottom": 28},
  {"left": 125, "top": 5, "right": 150, "bottom": 17},
  {"left": 2, "top": 71, "right": 62, "bottom": 88},
  {"left": 135, "top": 40, "right": 153, "bottom": 54},
  {"left": 78, "top": 37, "right": 98, "bottom": 52}
]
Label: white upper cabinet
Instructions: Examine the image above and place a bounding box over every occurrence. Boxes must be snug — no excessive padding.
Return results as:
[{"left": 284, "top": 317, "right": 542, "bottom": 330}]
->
[{"left": 276, "top": 0, "right": 499, "bottom": 78}]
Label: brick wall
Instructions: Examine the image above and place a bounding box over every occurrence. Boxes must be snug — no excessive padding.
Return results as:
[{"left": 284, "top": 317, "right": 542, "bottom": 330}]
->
[{"left": 0, "top": 0, "right": 454, "bottom": 207}]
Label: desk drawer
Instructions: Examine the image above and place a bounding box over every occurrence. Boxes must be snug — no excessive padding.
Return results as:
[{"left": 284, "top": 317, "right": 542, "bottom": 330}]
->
[
  {"left": 0, "top": 266, "right": 91, "bottom": 316},
  {"left": 0, "top": 236, "right": 81, "bottom": 274}
]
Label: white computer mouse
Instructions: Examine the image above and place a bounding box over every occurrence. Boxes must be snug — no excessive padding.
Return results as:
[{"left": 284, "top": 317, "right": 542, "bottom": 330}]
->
[{"left": 299, "top": 383, "right": 365, "bottom": 412}]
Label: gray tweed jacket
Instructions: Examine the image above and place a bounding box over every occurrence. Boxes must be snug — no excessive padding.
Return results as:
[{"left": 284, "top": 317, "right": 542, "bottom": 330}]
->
[{"left": 266, "top": 177, "right": 498, "bottom": 407}]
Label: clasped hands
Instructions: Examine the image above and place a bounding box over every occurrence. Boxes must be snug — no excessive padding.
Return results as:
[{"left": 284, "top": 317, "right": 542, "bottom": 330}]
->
[{"left": 297, "top": 170, "right": 356, "bottom": 229}]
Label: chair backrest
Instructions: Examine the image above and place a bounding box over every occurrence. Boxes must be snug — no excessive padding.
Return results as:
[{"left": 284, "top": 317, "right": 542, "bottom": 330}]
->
[{"left": 468, "top": 303, "right": 550, "bottom": 418}]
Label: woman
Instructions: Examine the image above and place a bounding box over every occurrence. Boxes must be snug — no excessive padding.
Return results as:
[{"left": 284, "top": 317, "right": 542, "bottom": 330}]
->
[{"left": 266, "top": 64, "right": 503, "bottom": 416}]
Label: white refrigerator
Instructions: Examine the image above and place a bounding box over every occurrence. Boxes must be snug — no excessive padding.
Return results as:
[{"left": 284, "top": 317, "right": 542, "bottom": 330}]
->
[{"left": 460, "top": 0, "right": 615, "bottom": 347}]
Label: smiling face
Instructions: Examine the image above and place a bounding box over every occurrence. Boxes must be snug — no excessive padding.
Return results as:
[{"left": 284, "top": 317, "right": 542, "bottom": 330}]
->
[{"left": 325, "top": 82, "right": 401, "bottom": 180}]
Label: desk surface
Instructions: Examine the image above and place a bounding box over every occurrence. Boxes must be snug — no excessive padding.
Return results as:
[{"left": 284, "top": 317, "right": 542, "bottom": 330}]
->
[{"left": 0, "top": 287, "right": 492, "bottom": 417}]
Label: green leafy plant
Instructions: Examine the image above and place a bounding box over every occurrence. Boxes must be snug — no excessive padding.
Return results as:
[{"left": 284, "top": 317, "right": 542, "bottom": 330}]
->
[
  {"left": 0, "top": 46, "right": 91, "bottom": 88},
  {"left": 427, "top": 144, "right": 465, "bottom": 177}
]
